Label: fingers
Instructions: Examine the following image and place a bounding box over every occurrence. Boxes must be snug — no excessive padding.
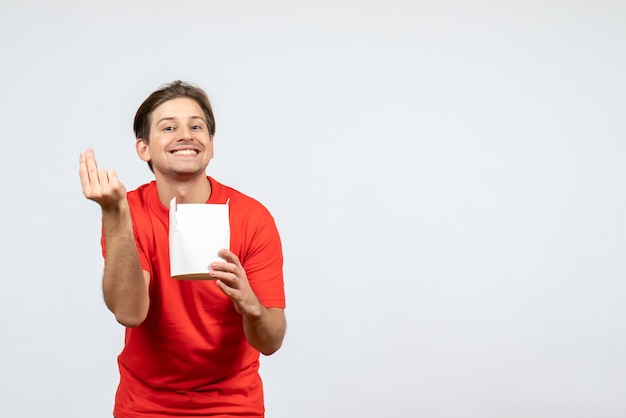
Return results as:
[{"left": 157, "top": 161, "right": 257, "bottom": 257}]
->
[
  {"left": 216, "top": 279, "right": 236, "bottom": 297},
  {"left": 79, "top": 149, "right": 105, "bottom": 190},
  {"left": 85, "top": 149, "right": 100, "bottom": 185},
  {"left": 210, "top": 250, "right": 262, "bottom": 317},
  {"left": 105, "top": 169, "right": 119, "bottom": 187},
  {"left": 217, "top": 249, "right": 242, "bottom": 268},
  {"left": 79, "top": 149, "right": 96, "bottom": 192},
  {"left": 209, "top": 262, "right": 239, "bottom": 284},
  {"left": 214, "top": 268, "right": 261, "bottom": 317},
  {"left": 79, "top": 149, "right": 127, "bottom": 207},
  {"left": 209, "top": 251, "right": 244, "bottom": 288},
  {"left": 215, "top": 275, "right": 263, "bottom": 317},
  {"left": 209, "top": 250, "right": 241, "bottom": 279}
]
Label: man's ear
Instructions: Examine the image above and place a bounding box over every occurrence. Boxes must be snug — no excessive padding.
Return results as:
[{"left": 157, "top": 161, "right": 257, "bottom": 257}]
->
[{"left": 136, "top": 138, "right": 151, "bottom": 162}]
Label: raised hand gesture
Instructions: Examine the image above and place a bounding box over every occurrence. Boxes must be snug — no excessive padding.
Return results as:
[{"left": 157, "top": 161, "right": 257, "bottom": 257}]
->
[{"left": 79, "top": 149, "right": 127, "bottom": 210}]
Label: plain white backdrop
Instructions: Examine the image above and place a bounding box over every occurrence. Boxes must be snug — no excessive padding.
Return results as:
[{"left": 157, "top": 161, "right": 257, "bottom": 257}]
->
[{"left": 1, "top": 1, "right": 625, "bottom": 417}]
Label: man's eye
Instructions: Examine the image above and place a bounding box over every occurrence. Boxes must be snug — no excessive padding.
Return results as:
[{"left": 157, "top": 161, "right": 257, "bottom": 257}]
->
[
  {"left": 164, "top": 126, "right": 175, "bottom": 131},
  {"left": 191, "top": 125, "right": 202, "bottom": 130}
]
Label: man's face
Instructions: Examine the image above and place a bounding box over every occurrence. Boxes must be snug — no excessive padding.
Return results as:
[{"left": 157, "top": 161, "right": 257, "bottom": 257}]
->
[{"left": 137, "top": 97, "right": 214, "bottom": 179}]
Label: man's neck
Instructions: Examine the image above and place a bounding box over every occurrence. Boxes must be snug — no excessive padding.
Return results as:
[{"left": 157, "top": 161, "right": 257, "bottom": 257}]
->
[{"left": 154, "top": 173, "right": 212, "bottom": 206}]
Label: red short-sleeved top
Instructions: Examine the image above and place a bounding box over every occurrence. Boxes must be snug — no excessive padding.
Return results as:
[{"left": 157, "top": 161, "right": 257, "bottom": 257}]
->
[{"left": 102, "top": 177, "right": 285, "bottom": 418}]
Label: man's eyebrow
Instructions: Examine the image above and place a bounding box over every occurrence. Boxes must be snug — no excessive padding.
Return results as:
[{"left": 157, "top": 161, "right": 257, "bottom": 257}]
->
[
  {"left": 155, "top": 116, "right": 207, "bottom": 125},
  {"left": 155, "top": 117, "right": 175, "bottom": 125}
]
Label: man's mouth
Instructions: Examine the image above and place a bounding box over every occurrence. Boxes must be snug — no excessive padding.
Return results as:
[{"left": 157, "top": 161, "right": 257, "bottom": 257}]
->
[{"left": 171, "top": 149, "right": 198, "bottom": 156}]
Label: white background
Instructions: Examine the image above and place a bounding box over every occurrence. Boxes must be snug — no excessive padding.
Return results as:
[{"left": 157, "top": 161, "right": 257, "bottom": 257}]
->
[{"left": 1, "top": 1, "right": 625, "bottom": 417}]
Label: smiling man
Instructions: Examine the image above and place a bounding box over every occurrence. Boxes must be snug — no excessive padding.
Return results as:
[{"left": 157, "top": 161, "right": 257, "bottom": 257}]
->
[{"left": 79, "top": 81, "right": 286, "bottom": 418}]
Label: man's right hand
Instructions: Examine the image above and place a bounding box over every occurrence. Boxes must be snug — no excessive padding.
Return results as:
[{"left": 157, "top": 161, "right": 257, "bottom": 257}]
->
[{"left": 79, "top": 149, "right": 127, "bottom": 210}]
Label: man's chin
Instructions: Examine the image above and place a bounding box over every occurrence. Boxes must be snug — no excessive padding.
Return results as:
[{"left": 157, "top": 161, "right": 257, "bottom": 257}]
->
[{"left": 155, "top": 166, "right": 207, "bottom": 180}]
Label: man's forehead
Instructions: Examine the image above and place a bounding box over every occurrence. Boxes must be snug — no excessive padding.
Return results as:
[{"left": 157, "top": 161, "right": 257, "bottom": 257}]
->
[{"left": 151, "top": 98, "right": 206, "bottom": 122}]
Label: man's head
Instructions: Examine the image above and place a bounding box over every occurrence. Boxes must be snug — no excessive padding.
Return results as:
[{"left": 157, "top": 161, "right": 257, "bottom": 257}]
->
[{"left": 134, "top": 80, "right": 216, "bottom": 172}]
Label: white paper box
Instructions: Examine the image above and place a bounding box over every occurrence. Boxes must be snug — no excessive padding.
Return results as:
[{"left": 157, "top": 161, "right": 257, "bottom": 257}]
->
[{"left": 169, "top": 197, "right": 230, "bottom": 280}]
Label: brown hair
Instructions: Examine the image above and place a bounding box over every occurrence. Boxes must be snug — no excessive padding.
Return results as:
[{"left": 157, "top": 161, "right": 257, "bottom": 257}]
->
[{"left": 134, "top": 80, "right": 216, "bottom": 171}]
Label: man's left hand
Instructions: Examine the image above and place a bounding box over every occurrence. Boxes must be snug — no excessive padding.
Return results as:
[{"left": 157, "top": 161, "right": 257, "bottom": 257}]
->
[{"left": 210, "top": 249, "right": 263, "bottom": 317}]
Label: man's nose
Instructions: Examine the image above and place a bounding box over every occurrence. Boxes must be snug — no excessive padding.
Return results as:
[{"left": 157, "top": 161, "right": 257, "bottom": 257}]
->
[{"left": 179, "top": 126, "right": 193, "bottom": 139}]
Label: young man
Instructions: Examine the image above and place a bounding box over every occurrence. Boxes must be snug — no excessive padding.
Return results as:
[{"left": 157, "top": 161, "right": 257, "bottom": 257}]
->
[{"left": 79, "top": 81, "right": 286, "bottom": 417}]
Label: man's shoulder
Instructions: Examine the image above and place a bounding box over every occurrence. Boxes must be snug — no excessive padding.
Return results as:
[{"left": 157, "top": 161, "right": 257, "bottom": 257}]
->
[
  {"left": 209, "top": 177, "right": 272, "bottom": 217},
  {"left": 126, "top": 181, "right": 158, "bottom": 211},
  {"left": 127, "top": 181, "right": 156, "bottom": 197},
  {"left": 210, "top": 177, "right": 257, "bottom": 204}
]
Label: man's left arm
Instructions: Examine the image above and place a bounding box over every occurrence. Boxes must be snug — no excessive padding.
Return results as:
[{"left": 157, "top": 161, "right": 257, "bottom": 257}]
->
[{"left": 210, "top": 249, "right": 286, "bottom": 355}]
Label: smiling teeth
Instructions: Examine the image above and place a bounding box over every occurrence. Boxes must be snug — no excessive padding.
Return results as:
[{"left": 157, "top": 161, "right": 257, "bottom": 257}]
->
[{"left": 173, "top": 150, "right": 197, "bottom": 156}]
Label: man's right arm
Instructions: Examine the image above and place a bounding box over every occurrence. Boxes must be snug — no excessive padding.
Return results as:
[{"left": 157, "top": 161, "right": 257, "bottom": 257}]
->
[
  {"left": 101, "top": 203, "right": 150, "bottom": 327},
  {"left": 80, "top": 149, "right": 150, "bottom": 327}
]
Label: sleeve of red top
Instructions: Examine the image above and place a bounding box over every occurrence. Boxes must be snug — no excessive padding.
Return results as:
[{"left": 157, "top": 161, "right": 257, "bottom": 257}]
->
[{"left": 242, "top": 208, "right": 286, "bottom": 309}]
